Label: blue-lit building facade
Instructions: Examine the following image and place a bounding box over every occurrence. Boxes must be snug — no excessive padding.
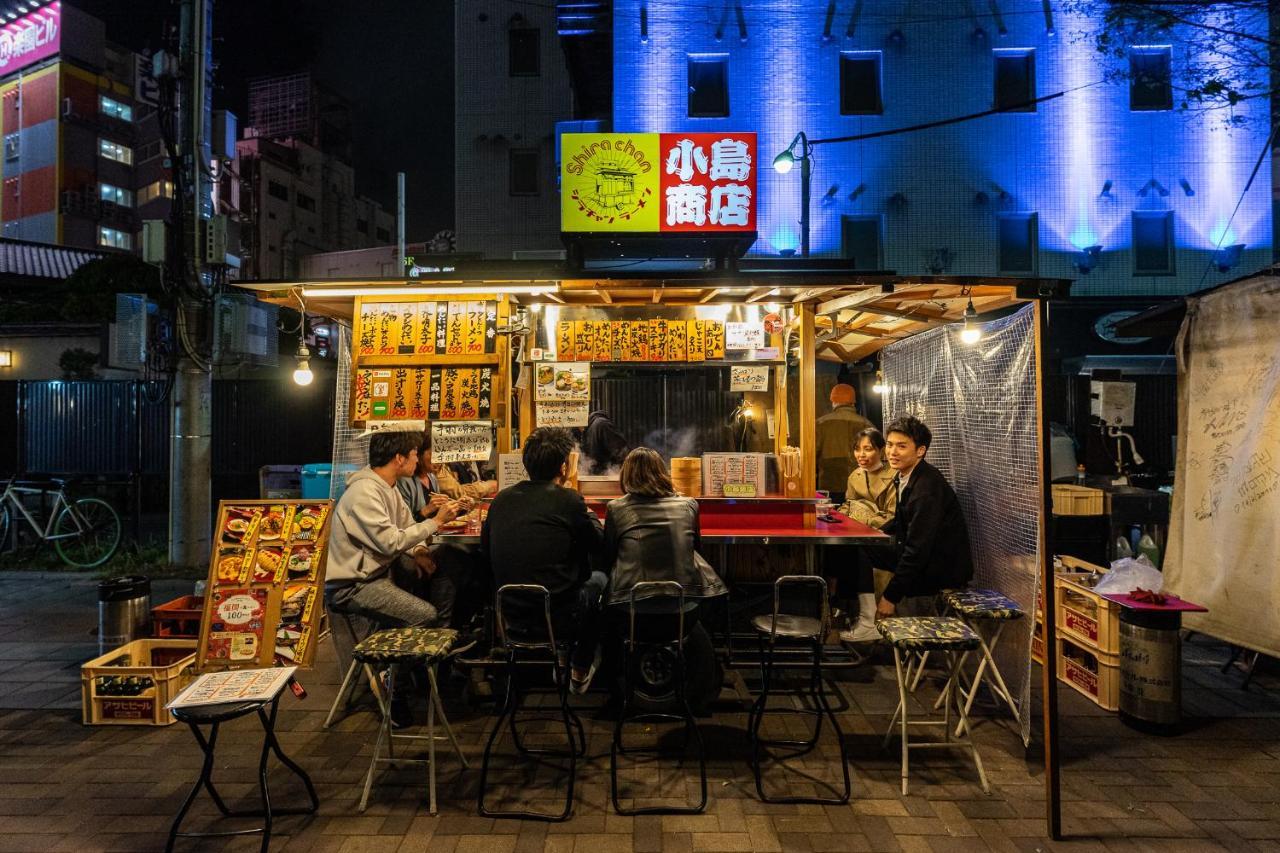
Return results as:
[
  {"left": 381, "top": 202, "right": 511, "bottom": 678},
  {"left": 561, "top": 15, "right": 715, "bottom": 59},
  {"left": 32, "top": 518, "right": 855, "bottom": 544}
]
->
[{"left": 606, "top": 1, "right": 1271, "bottom": 295}]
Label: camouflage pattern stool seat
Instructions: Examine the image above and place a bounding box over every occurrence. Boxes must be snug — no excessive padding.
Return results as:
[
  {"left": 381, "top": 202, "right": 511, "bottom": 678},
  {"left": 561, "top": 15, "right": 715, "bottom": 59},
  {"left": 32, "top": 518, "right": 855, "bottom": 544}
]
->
[
  {"left": 878, "top": 616, "right": 990, "bottom": 796},
  {"left": 939, "top": 589, "right": 1026, "bottom": 736},
  {"left": 352, "top": 627, "right": 468, "bottom": 816}
]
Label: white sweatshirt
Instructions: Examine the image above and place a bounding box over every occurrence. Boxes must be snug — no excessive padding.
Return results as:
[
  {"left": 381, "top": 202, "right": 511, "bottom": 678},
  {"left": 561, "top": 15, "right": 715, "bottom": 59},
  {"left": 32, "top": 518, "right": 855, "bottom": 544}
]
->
[{"left": 326, "top": 467, "right": 439, "bottom": 583}]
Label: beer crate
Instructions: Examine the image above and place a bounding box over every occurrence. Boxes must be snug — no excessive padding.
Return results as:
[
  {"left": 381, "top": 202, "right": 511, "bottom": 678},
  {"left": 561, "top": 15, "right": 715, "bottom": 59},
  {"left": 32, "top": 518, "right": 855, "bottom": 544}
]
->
[
  {"left": 81, "top": 639, "right": 196, "bottom": 726},
  {"left": 1056, "top": 636, "right": 1120, "bottom": 712}
]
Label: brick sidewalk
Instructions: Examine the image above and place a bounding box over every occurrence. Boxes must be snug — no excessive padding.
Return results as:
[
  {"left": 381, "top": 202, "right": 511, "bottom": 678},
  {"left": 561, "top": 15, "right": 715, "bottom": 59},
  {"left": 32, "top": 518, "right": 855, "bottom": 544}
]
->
[{"left": 1, "top": 571, "right": 1279, "bottom": 852}]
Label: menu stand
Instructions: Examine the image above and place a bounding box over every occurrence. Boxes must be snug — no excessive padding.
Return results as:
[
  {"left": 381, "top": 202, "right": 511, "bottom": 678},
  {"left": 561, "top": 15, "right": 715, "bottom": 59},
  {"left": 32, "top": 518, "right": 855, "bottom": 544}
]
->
[{"left": 165, "top": 689, "right": 318, "bottom": 853}]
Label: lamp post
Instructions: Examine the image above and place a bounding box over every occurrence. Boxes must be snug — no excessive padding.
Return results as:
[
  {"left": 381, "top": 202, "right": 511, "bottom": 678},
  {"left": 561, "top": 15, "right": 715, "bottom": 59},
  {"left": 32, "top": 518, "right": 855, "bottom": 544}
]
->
[{"left": 772, "top": 132, "right": 813, "bottom": 257}]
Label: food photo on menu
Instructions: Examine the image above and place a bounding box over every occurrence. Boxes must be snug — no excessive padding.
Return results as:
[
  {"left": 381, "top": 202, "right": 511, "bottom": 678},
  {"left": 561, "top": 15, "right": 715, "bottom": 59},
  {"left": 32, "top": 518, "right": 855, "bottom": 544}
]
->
[{"left": 204, "top": 587, "right": 269, "bottom": 665}]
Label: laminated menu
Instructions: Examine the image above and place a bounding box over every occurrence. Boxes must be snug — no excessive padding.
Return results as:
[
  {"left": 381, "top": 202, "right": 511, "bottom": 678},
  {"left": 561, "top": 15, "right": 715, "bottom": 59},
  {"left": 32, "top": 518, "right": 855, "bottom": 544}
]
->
[{"left": 198, "top": 500, "right": 333, "bottom": 672}]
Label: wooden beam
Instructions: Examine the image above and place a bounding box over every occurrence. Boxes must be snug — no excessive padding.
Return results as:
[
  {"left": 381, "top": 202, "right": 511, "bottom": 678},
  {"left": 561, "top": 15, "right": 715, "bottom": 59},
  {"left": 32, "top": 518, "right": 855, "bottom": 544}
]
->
[
  {"left": 854, "top": 304, "right": 951, "bottom": 326},
  {"left": 815, "top": 283, "right": 930, "bottom": 317},
  {"left": 698, "top": 289, "right": 718, "bottom": 304},
  {"left": 593, "top": 288, "right": 613, "bottom": 304},
  {"left": 746, "top": 287, "right": 777, "bottom": 303},
  {"left": 799, "top": 303, "right": 817, "bottom": 505},
  {"left": 791, "top": 285, "right": 844, "bottom": 304}
]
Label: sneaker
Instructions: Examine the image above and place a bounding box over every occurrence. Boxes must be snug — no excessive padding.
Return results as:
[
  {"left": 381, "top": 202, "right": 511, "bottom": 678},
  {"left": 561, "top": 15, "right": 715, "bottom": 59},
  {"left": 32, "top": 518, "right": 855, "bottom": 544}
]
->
[
  {"left": 569, "top": 647, "right": 602, "bottom": 696},
  {"left": 840, "top": 622, "right": 882, "bottom": 644}
]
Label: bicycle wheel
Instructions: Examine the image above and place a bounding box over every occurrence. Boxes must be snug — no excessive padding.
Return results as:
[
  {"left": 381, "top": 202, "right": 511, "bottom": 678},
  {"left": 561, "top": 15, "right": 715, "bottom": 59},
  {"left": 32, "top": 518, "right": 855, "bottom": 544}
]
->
[
  {"left": 0, "top": 503, "right": 10, "bottom": 552},
  {"left": 53, "top": 498, "right": 122, "bottom": 568}
]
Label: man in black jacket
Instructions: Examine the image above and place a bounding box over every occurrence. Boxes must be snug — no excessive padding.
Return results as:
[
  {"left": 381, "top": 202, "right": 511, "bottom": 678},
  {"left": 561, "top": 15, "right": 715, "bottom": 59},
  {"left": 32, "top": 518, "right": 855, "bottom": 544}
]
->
[
  {"left": 874, "top": 416, "right": 975, "bottom": 617},
  {"left": 481, "top": 427, "right": 606, "bottom": 693}
]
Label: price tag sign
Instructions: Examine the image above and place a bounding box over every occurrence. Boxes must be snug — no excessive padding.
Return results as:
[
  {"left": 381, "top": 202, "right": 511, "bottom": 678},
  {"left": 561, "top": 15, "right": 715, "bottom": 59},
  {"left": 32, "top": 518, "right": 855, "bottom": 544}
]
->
[
  {"left": 497, "top": 453, "right": 530, "bottom": 491},
  {"left": 729, "top": 365, "right": 770, "bottom": 392},
  {"left": 430, "top": 421, "right": 493, "bottom": 463},
  {"left": 725, "top": 322, "right": 765, "bottom": 350}
]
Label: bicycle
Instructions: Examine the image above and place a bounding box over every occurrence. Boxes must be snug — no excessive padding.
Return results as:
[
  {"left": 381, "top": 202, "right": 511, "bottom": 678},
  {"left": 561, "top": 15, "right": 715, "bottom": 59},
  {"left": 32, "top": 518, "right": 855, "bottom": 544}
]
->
[{"left": 0, "top": 476, "right": 123, "bottom": 568}]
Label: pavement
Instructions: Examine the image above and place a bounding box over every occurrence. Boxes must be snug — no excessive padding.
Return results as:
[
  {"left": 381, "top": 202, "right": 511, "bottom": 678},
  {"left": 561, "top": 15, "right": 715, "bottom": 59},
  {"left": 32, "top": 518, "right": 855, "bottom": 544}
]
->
[{"left": 1, "top": 570, "right": 1279, "bottom": 852}]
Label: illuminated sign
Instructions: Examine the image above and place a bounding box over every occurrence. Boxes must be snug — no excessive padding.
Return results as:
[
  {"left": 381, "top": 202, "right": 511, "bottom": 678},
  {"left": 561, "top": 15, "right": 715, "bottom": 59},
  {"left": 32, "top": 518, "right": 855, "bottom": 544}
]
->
[
  {"left": 0, "top": 2, "right": 60, "bottom": 76},
  {"left": 561, "top": 132, "right": 756, "bottom": 233}
]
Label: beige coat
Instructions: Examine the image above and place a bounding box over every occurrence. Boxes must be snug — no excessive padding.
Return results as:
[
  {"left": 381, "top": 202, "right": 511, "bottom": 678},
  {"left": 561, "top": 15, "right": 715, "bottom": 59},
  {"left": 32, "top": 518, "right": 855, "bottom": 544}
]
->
[
  {"left": 435, "top": 464, "right": 498, "bottom": 501},
  {"left": 839, "top": 463, "right": 897, "bottom": 529}
]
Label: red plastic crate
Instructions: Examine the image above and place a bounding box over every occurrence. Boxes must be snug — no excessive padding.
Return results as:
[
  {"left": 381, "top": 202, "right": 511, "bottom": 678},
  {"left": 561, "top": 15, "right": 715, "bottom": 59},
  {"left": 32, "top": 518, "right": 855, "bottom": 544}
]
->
[{"left": 151, "top": 595, "right": 204, "bottom": 639}]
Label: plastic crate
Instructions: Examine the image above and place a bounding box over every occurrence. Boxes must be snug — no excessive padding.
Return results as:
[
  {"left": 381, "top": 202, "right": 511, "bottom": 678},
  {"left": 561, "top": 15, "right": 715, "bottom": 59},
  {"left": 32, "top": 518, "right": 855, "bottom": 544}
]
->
[
  {"left": 1031, "top": 615, "right": 1045, "bottom": 665},
  {"left": 1055, "top": 572, "right": 1121, "bottom": 655},
  {"left": 81, "top": 639, "right": 196, "bottom": 726},
  {"left": 1051, "top": 485, "right": 1105, "bottom": 516},
  {"left": 1056, "top": 636, "right": 1120, "bottom": 712},
  {"left": 151, "top": 595, "right": 205, "bottom": 639}
]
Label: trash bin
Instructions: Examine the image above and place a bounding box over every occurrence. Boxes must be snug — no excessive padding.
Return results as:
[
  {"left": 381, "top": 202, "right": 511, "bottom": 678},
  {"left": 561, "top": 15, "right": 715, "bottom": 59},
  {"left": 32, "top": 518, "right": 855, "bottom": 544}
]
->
[
  {"left": 1118, "top": 608, "right": 1181, "bottom": 732},
  {"left": 98, "top": 575, "right": 152, "bottom": 655}
]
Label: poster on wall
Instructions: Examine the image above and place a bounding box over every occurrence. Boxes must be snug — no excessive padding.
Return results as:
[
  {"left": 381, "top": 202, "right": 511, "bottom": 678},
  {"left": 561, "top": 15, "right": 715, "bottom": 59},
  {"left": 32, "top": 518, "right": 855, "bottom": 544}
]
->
[
  {"left": 497, "top": 453, "right": 530, "bottom": 491},
  {"left": 537, "top": 400, "right": 591, "bottom": 428},
  {"left": 725, "top": 322, "right": 765, "bottom": 350},
  {"left": 199, "top": 500, "right": 333, "bottom": 672},
  {"left": 430, "top": 421, "right": 493, "bottom": 464},
  {"left": 535, "top": 362, "right": 590, "bottom": 401}
]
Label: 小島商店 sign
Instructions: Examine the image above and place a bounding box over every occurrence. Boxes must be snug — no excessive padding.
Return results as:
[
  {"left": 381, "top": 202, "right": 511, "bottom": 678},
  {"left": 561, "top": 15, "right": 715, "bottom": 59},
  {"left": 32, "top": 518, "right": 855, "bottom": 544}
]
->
[{"left": 561, "top": 132, "right": 756, "bottom": 233}]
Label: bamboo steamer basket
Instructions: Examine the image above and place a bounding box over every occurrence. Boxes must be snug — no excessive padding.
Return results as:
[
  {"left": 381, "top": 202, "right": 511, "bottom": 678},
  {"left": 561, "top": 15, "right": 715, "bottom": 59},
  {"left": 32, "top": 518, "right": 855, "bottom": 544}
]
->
[{"left": 671, "top": 456, "right": 702, "bottom": 497}]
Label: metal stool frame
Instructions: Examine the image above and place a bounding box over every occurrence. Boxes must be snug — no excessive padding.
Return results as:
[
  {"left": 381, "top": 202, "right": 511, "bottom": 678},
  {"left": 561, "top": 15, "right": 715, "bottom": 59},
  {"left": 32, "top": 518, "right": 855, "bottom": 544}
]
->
[
  {"left": 357, "top": 651, "right": 468, "bottom": 815},
  {"left": 324, "top": 608, "right": 385, "bottom": 729},
  {"left": 747, "top": 575, "right": 851, "bottom": 805},
  {"left": 478, "top": 584, "right": 586, "bottom": 822},
  {"left": 883, "top": 633, "right": 991, "bottom": 796},
  {"left": 936, "top": 614, "right": 1024, "bottom": 737},
  {"left": 610, "top": 580, "right": 708, "bottom": 816},
  {"left": 165, "top": 694, "right": 318, "bottom": 853}
]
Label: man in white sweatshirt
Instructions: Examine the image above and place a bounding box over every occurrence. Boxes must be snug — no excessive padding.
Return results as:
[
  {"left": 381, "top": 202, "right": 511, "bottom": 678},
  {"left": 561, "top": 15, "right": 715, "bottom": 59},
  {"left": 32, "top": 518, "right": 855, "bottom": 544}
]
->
[{"left": 326, "top": 430, "right": 463, "bottom": 630}]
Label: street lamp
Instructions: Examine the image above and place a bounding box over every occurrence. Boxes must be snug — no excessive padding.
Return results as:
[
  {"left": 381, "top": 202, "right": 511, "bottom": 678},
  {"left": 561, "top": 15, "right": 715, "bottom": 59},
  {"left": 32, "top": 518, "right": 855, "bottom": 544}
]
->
[{"left": 773, "top": 132, "right": 813, "bottom": 257}]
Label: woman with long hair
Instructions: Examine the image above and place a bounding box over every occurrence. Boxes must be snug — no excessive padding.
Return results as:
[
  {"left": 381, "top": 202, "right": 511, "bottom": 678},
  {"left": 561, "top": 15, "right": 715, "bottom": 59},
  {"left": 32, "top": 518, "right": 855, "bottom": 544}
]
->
[{"left": 837, "top": 427, "right": 898, "bottom": 643}]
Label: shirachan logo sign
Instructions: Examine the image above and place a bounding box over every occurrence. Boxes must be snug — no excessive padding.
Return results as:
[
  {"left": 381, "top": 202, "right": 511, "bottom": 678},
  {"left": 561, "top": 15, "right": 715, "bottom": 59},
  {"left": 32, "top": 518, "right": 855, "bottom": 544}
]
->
[{"left": 561, "top": 132, "right": 756, "bottom": 233}]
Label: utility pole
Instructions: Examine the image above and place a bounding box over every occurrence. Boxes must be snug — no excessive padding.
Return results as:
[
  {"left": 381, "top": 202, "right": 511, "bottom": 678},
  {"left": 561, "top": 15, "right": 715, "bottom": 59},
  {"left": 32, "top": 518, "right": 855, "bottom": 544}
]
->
[{"left": 168, "top": 0, "right": 214, "bottom": 567}]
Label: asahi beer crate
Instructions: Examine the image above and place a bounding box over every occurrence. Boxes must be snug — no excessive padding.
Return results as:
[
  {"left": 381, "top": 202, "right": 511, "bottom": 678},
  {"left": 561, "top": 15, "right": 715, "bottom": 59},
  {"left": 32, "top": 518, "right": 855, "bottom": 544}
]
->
[
  {"left": 81, "top": 639, "right": 197, "bottom": 726},
  {"left": 1056, "top": 636, "right": 1120, "bottom": 712}
]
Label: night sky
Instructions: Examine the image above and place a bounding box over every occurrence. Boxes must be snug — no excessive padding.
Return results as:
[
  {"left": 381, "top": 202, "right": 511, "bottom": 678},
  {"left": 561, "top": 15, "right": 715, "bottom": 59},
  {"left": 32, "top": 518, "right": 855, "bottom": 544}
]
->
[{"left": 75, "top": 0, "right": 455, "bottom": 236}]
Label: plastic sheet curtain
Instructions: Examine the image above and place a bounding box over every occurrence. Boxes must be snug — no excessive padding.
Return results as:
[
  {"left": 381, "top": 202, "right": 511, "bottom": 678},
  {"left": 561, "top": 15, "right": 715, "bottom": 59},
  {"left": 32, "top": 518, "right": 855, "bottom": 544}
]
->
[
  {"left": 882, "top": 304, "right": 1041, "bottom": 745},
  {"left": 329, "top": 322, "right": 367, "bottom": 500},
  {"left": 1166, "top": 276, "right": 1280, "bottom": 656}
]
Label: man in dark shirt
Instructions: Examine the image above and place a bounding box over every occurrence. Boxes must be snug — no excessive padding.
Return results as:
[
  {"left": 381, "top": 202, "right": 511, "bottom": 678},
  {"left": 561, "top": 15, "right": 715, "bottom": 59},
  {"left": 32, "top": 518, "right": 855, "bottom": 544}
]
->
[
  {"left": 874, "top": 415, "right": 975, "bottom": 617},
  {"left": 481, "top": 427, "right": 605, "bottom": 693}
]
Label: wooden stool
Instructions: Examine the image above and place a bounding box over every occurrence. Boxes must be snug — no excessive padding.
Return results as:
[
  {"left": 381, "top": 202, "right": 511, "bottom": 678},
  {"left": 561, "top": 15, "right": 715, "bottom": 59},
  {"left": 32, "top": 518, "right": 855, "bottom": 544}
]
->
[
  {"left": 352, "top": 627, "right": 468, "bottom": 815},
  {"left": 940, "top": 588, "right": 1025, "bottom": 735},
  {"left": 878, "top": 616, "right": 989, "bottom": 796}
]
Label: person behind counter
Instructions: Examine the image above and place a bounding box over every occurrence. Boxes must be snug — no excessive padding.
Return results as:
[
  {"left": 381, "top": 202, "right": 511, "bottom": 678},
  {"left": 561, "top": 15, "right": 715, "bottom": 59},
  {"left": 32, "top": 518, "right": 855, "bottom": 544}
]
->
[
  {"left": 815, "top": 383, "right": 872, "bottom": 503},
  {"left": 602, "top": 447, "right": 726, "bottom": 712},
  {"left": 873, "top": 416, "right": 974, "bottom": 618},
  {"left": 582, "top": 410, "right": 630, "bottom": 475},
  {"left": 326, "top": 429, "right": 466, "bottom": 726},
  {"left": 836, "top": 427, "right": 898, "bottom": 643},
  {"left": 481, "top": 426, "right": 606, "bottom": 695}
]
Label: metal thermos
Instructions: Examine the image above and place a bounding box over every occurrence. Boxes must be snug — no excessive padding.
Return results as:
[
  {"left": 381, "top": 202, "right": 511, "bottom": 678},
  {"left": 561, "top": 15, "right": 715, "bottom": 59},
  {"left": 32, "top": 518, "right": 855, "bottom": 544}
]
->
[{"left": 98, "top": 575, "right": 151, "bottom": 654}]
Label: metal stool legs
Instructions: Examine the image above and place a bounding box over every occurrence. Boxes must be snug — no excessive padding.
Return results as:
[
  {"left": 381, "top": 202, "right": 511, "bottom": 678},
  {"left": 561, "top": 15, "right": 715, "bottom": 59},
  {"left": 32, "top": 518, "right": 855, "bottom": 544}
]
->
[
  {"left": 324, "top": 611, "right": 383, "bottom": 729},
  {"left": 165, "top": 696, "right": 318, "bottom": 853},
  {"left": 884, "top": 647, "right": 989, "bottom": 796},
  {"left": 609, "top": 583, "right": 707, "bottom": 815},
  {"left": 359, "top": 660, "right": 469, "bottom": 815}
]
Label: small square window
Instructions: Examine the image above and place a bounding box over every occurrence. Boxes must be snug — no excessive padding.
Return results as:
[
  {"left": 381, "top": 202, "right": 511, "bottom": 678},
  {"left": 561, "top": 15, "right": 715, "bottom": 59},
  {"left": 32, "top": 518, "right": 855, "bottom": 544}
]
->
[
  {"left": 1133, "top": 211, "right": 1174, "bottom": 275},
  {"left": 297, "top": 192, "right": 316, "bottom": 212},
  {"left": 840, "top": 51, "right": 883, "bottom": 115},
  {"left": 1130, "top": 46, "right": 1172, "bottom": 111},
  {"left": 267, "top": 180, "right": 289, "bottom": 201},
  {"left": 509, "top": 28, "right": 540, "bottom": 76},
  {"left": 997, "top": 213, "right": 1037, "bottom": 274},
  {"left": 841, "top": 215, "right": 883, "bottom": 270},
  {"left": 994, "top": 49, "right": 1035, "bottom": 112},
  {"left": 509, "top": 147, "right": 540, "bottom": 196},
  {"left": 3, "top": 132, "right": 18, "bottom": 161},
  {"left": 687, "top": 55, "right": 729, "bottom": 118}
]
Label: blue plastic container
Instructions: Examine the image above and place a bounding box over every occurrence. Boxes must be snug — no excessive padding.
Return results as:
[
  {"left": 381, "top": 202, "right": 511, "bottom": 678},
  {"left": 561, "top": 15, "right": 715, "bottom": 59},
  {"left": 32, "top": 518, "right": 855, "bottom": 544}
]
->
[{"left": 300, "top": 463, "right": 359, "bottom": 500}]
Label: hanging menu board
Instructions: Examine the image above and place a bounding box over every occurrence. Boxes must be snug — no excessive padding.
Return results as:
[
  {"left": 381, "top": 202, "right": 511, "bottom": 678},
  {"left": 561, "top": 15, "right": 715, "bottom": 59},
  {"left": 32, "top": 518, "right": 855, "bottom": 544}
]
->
[
  {"left": 551, "top": 318, "right": 731, "bottom": 363},
  {"left": 198, "top": 500, "right": 333, "bottom": 672},
  {"left": 351, "top": 297, "right": 503, "bottom": 429}
]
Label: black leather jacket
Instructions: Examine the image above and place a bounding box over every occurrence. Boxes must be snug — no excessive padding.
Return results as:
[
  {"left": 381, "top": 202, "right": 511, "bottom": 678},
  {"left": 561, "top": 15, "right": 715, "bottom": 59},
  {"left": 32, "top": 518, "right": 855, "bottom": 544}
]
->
[{"left": 603, "top": 494, "right": 727, "bottom": 607}]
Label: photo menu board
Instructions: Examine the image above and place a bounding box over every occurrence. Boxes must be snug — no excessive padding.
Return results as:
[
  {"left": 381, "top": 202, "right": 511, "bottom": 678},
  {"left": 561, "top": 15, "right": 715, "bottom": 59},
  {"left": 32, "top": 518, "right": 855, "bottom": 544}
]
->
[{"left": 197, "top": 500, "right": 333, "bottom": 672}]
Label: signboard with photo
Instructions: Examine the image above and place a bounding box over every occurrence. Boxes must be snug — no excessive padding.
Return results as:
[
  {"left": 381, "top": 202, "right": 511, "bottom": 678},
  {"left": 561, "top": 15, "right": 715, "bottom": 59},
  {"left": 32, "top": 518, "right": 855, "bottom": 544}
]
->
[
  {"left": 199, "top": 500, "right": 333, "bottom": 672},
  {"left": 535, "top": 362, "right": 591, "bottom": 401},
  {"left": 430, "top": 421, "right": 493, "bottom": 463},
  {"left": 537, "top": 400, "right": 591, "bottom": 428}
]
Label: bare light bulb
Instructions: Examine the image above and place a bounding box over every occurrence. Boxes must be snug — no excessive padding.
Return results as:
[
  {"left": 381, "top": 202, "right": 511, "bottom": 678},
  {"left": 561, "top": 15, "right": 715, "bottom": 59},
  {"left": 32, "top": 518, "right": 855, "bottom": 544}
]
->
[
  {"left": 872, "top": 374, "right": 887, "bottom": 394},
  {"left": 292, "top": 343, "right": 314, "bottom": 386},
  {"left": 959, "top": 298, "right": 982, "bottom": 345}
]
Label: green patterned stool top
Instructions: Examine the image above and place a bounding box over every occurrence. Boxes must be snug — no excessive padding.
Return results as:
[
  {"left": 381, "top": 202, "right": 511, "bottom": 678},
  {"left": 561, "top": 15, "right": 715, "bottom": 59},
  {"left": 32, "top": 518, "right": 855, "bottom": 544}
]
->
[
  {"left": 876, "top": 616, "right": 980, "bottom": 652},
  {"left": 943, "top": 588, "right": 1025, "bottom": 621},
  {"left": 353, "top": 627, "right": 458, "bottom": 664}
]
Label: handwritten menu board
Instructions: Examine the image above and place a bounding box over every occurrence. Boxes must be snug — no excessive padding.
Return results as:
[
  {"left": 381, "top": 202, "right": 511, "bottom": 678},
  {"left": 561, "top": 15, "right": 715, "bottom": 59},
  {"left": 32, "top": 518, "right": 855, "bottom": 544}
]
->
[
  {"left": 701, "top": 453, "right": 768, "bottom": 497},
  {"left": 357, "top": 300, "right": 497, "bottom": 357},
  {"left": 431, "top": 421, "right": 493, "bottom": 464},
  {"left": 729, "top": 365, "right": 770, "bottom": 392},
  {"left": 554, "top": 319, "right": 727, "bottom": 362},
  {"left": 537, "top": 400, "right": 591, "bottom": 428},
  {"left": 198, "top": 500, "right": 333, "bottom": 672},
  {"left": 497, "top": 453, "right": 530, "bottom": 491}
]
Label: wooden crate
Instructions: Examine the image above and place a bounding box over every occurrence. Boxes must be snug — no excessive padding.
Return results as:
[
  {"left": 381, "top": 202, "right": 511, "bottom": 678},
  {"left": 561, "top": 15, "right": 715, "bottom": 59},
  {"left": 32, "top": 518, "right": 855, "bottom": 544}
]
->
[
  {"left": 1051, "top": 485, "right": 1105, "bottom": 516},
  {"left": 1031, "top": 614, "right": 1045, "bottom": 665},
  {"left": 1057, "top": 636, "right": 1120, "bottom": 712},
  {"left": 81, "top": 639, "right": 196, "bottom": 726},
  {"left": 151, "top": 595, "right": 204, "bottom": 639},
  {"left": 1055, "top": 572, "right": 1121, "bottom": 656}
]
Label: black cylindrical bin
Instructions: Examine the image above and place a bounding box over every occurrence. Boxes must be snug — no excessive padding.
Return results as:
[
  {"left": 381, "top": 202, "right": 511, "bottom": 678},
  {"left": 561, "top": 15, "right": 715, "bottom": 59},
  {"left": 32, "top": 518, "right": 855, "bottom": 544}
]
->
[
  {"left": 1118, "top": 608, "right": 1181, "bottom": 733},
  {"left": 98, "top": 575, "right": 151, "bottom": 654}
]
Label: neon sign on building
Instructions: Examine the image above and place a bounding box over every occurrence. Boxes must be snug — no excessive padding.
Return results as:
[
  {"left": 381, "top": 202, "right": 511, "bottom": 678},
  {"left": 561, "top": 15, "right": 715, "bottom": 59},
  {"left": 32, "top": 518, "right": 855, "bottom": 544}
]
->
[{"left": 0, "top": 1, "right": 61, "bottom": 77}]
